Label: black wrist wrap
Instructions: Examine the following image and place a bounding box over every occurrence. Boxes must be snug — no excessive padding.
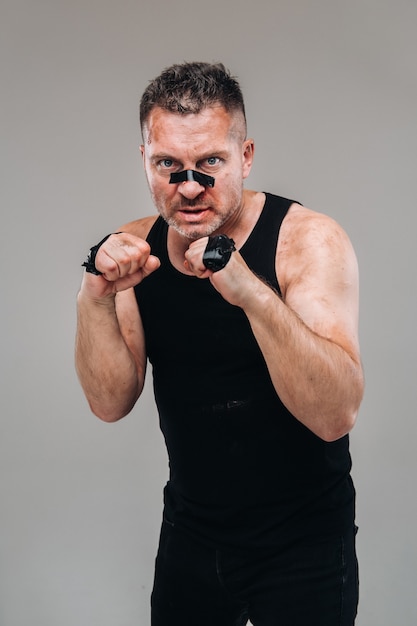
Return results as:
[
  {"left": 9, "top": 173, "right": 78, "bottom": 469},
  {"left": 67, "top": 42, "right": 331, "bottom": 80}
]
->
[
  {"left": 82, "top": 233, "right": 121, "bottom": 275},
  {"left": 202, "top": 234, "right": 236, "bottom": 272}
]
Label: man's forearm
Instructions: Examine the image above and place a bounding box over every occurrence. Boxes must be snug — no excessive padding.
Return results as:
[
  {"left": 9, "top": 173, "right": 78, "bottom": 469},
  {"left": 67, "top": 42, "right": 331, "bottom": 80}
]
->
[
  {"left": 75, "top": 292, "right": 143, "bottom": 421},
  {"left": 244, "top": 287, "right": 364, "bottom": 442}
]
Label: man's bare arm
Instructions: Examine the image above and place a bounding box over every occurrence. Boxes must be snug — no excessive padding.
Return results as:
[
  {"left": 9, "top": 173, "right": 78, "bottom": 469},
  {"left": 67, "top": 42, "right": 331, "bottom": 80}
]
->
[
  {"left": 75, "top": 222, "right": 159, "bottom": 421},
  {"left": 184, "top": 205, "right": 364, "bottom": 441}
]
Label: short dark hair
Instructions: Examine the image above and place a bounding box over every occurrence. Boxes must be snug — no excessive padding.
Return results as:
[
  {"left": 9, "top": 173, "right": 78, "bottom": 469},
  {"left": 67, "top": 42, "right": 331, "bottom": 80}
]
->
[{"left": 140, "top": 62, "right": 246, "bottom": 134}]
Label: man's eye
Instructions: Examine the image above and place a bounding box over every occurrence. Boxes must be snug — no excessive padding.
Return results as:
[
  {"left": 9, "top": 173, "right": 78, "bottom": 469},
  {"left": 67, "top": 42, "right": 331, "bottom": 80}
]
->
[
  {"left": 206, "top": 157, "right": 220, "bottom": 166},
  {"left": 160, "top": 159, "right": 174, "bottom": 168}
]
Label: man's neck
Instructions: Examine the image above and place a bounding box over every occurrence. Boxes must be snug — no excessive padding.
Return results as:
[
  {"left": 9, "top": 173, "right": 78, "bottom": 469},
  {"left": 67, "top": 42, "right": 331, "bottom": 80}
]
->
[{"left": 167, "top": 190, "right": 265, "bottom": 274}]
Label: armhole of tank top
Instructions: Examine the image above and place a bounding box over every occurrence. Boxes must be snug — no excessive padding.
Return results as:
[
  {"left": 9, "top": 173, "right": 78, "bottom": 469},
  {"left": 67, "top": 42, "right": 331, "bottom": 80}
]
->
[
  {"left": 240, "top": 193, "right": 293, "bottom": 252},
  {"left": 240, "top": 193, "right": 295, "bottom": 294},
  {"left": 146, "top": 216, "right": 170, "bottom": 264},
  {"left": 133, "top": 216, "right": 168, "bottom": 304}
]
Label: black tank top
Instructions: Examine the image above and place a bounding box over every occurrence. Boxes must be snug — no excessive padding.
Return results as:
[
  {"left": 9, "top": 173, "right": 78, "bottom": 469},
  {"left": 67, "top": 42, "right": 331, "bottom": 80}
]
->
[{"left": 135, "top": 193, "right": 355, "bottom": 551}]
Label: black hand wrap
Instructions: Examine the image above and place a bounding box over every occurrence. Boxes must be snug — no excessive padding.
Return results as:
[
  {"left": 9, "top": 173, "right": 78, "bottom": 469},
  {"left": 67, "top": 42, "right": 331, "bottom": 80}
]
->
[
  {"left": 82, "top": 233, "right": 121, "bottom": 275},
  {"left": 202, "top": 234, "right": 236, "bottom": 272}
]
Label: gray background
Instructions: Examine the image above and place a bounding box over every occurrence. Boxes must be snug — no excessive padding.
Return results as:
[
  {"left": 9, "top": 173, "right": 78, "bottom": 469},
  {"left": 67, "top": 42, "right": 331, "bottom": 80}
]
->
[{"left": 1, "top": 0, "right": 416, "bottom": 624}]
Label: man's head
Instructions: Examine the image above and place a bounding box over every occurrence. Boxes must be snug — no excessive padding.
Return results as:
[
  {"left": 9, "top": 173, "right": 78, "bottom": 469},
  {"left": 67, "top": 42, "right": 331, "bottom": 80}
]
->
[
  {"left": 140, "top": 62, "right": 247, "bottom": 140},
  {"left": 140, "top": 62, "right": 254, "bottom": 240}
]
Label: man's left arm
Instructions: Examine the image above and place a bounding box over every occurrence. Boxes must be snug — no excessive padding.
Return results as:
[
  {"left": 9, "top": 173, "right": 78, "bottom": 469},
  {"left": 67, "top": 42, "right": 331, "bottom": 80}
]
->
[{"left": 184, "top": 207, "right": 364, "bottom": 442}]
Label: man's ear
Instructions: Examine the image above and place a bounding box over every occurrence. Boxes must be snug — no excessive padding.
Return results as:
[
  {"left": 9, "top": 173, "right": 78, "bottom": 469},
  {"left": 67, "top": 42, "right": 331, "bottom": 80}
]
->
[{"left": 242, "top": 139, "right": 255, "bottom": 179}]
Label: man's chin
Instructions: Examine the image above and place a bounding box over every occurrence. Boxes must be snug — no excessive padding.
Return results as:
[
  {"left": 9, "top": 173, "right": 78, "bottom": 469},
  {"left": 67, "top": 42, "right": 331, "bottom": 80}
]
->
[{"left": 167, "top": 218, "right": 220, "bottom": 241}]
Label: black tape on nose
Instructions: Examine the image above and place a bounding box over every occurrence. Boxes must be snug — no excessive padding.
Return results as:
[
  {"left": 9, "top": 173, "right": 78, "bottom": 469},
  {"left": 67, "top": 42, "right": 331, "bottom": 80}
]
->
[{"left": 169, "top": 170, "right": 215, "bottom": 188}]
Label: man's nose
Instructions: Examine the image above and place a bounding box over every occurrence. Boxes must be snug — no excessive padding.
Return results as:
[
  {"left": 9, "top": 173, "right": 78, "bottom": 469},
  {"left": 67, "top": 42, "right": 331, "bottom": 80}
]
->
[{"left": 176, "top": 180, "right": 206, "bottom": 199}]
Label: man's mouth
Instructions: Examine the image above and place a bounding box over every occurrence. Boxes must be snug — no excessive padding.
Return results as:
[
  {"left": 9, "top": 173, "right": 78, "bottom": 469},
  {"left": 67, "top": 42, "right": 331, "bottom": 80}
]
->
[{"left": 178, "top": 207, "right": 209, "bottom": 218}]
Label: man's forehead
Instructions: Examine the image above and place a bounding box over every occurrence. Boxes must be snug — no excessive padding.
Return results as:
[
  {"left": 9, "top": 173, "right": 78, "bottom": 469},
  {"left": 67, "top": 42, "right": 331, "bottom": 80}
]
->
[{"left": 142, "top": 105, "right": 244, "bottom": 144}]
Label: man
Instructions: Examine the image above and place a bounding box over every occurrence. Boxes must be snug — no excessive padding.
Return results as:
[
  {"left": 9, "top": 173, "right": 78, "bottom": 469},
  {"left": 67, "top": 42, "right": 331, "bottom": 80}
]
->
[{"left": 75, "top": 62, "right": 364, "bottom": 625}]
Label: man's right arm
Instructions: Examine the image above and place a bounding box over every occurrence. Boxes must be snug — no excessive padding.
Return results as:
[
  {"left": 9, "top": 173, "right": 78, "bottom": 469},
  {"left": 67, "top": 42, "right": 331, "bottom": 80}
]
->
[{"left": 75, "top": 226, "right": 160, "bottom": 422}]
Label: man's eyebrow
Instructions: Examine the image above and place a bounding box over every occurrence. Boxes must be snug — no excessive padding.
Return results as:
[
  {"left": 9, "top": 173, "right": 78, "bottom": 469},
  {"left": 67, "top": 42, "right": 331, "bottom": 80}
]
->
[
  {"left": 150, "top": 149, "right": 230, "bottom": 162},
  {"left": 149, "top": 153, "right": 177, "bottom": 162},
  {"left": 196, "top": 149, "right": 230, "bottom": 160}
]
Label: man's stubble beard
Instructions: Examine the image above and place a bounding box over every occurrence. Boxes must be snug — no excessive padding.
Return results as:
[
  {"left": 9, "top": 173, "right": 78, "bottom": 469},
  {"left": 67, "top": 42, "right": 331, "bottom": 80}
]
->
[
  {"left": 165, "top": 212, "right": 229, "bottom": 241},
  {"left": 153, "top": 183, "right": 244, "bottom": 241}
]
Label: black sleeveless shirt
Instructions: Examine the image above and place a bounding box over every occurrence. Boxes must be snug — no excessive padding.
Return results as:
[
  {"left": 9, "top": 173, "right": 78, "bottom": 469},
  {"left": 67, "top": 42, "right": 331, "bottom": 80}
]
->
[{"left": 134, "top": 193, "right": 355, "bottom": 551}]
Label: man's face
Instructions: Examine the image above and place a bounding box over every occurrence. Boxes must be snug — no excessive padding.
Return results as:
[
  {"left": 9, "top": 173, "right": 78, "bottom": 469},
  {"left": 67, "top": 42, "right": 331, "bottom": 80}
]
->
[{"left": 141, "top": 105, "right": 254, "bottom": 240}]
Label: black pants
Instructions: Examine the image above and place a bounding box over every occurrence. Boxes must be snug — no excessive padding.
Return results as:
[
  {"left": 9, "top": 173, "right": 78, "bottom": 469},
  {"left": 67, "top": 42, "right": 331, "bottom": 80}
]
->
[{"left": 151, "top": 521, "right": 359, "bottom": 626}]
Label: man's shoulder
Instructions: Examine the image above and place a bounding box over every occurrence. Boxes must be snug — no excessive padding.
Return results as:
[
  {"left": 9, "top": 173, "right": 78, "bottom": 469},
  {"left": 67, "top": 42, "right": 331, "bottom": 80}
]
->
[
  {"left": 117, "top": 215, "right": 160, "bottom": 239},
  {"left": 278, "top": 202, "right": 357, "bottom": 284},
  {"left": 282, "top": 202, "right": 347, "bottom": 243}
]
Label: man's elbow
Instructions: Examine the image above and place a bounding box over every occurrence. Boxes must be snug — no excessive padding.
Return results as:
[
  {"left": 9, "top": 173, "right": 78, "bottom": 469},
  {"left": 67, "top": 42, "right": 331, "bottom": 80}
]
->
[
  {"left": 87, "top": 393, "right": 140, "bottom": 423},
  {"left": 322, "top": 369, "right": 365, "bottom": 442},
  {"left": 319, "top": 398, "right": 362, "bottom": 442},
  {"left": 93, "top": 408, "right": 128, "bottom": 423}
]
